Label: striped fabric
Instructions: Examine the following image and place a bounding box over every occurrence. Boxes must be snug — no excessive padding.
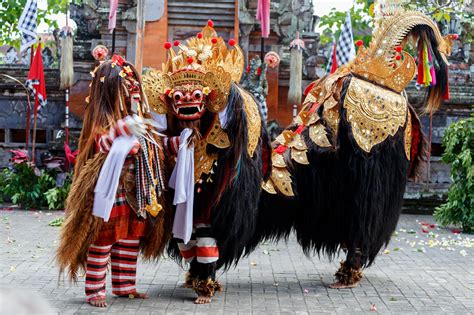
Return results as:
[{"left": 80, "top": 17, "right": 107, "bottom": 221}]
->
[
  {"left": 178, "top": 228, "right": 219, "bottom": 264},
  {"left": 178, "top": 240, "right": 197, "bottom": 263},
  {"left": 111, "top": 239, "right": 140, "bottom": 296},
  {"left": 163, "top": 136, "right": 180, "bottom": 155},
  {"left": 85, "top": 244, "right": 112, "bottom": 302},
  {"left": 196, "top": 237, "right": 219, "bottom": 264},
  {"left": 95, "top": 167, "right": 147, "bottom": 246},
  {"left": 85, "top": 238, "right": 140, "bottom": 301},
  {"left": 97, "top": 118, "right": 140, "bottom": 154}
]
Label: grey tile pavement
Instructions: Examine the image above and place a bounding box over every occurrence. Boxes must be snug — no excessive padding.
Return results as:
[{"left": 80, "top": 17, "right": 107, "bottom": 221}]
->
[{"left": 0, "top": 210, "right": 472, "bottom": 314}]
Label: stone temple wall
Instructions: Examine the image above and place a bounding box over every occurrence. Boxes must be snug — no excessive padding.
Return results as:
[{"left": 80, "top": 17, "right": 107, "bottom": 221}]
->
[{"left": 0, "top": 67, "right": 82, "bottom": 166}]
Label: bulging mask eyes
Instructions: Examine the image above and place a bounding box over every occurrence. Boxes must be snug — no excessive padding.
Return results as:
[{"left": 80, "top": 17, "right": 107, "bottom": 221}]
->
[
  {"left": 192, "top": 90, "right": 203, "bottom": 101},
  {"left": 173, "top": 91, "right": 184, "bottom": 102}
]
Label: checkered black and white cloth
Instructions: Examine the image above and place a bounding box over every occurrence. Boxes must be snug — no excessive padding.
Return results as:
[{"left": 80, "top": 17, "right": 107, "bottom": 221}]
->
[
  {"left": 326, "top": 10, "right": 356, "bottom": 73},
  {"left": 18, "top": 0, "right": 38, "bottom": 52}
]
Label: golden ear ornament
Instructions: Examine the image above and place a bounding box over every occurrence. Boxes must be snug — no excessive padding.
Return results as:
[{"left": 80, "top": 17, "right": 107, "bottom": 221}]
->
[
  {"left": 238, "top": 87, "right": 262, "bottom": 158},
  {"left": 141, "top": 69, "right": 171, "bottom": 114},
  {"left": 203, "top": 68, "right": 232, "bottom": 113}
]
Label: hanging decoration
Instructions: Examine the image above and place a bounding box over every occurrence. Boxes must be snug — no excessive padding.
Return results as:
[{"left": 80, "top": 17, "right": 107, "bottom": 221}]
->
[{"left": 287, "top": 32, "right": 304, "bottom": 106}]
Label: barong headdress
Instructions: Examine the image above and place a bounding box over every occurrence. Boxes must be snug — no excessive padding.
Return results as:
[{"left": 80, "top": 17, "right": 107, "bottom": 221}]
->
[
  {"left": 142, "top": 20, "right": 244, "bottom": 120},
  {"left": 305, "top": 9, "right": 455, "bottom": 113},
  {"left": 349, "top": 11, "right": 454, "bottom": 94}
]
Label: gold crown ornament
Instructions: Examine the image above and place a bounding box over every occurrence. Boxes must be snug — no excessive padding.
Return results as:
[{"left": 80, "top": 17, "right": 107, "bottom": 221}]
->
[
  {"left": 142, "top": 20, "right": 244, "bottom": 120},
  {"left": 347, "top": 11, "right": 454, "bottom": 93}
]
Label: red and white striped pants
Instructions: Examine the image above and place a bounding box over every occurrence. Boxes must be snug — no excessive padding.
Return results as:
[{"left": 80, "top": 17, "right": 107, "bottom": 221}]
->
[
  {"left": 85, "top": 238, "right": 140, "bottom": 301},
  {"left": 178, "top": 230, "right": 219, "bottom": 264}
]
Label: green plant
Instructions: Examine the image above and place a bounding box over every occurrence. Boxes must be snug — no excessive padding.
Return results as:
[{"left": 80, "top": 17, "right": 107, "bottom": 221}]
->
[
  {"left": 434, "top": 117, "right": 474, "bottom": 233},
  {"left": 48, "top": 216, "right": 64, "bottom": 227},
  {"left": 0, "top": 163, "right": 72, "bottom": 210},
  {"left": 318, "top": 0, "right": 373, "bottom": 46},
  {"left": 45, "top": 173, "right": 71, "bottom": 210},
  {"left": 0, "top": 0, "right": 81, "bottom": 48},
  {"left": 317, "top": 0, "right": 473, "bottom": 47},
  {"left": 0, "top": 168, "right": 7, "bottom": 203}
]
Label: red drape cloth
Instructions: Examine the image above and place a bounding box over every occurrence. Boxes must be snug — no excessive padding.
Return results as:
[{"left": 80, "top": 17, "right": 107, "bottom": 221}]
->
[
  {"left": 108, "top": 0, "right": 119, "bottom": 33},
  {"left": 256, "top": 0, "right": 270, "bottom": 38}
]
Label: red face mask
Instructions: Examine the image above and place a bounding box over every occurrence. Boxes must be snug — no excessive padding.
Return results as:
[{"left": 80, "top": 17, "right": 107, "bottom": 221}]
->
[{"left": 171, "top": 87, "right": 206, "bottom": 120}]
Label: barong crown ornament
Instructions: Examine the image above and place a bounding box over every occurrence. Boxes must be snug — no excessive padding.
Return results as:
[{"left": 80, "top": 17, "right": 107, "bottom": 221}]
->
[
  {"left": 142, "top": 20, "right": 244, "bottom": 120},
  {"left": 348, "top": 10, "right": 455, "bottom": 93}
]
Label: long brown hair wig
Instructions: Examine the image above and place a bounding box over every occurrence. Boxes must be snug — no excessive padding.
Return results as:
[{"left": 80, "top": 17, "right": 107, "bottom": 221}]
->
[{"left": 75, "top": 58, "right": 149, "bottom": 175}]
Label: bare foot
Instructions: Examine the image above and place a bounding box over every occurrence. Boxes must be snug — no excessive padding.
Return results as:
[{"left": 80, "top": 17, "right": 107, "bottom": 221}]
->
[
  {"left": 89, "top": 297, "right": 107, "bottom": 307},
  {"left": 194, "top": 295, "right": 212, "bottom": 304},
  {"left": 328, "top": 281, "right": 358, "bottom": 289},
  {"left": 117, "top": 291, "right": 149, "bottom": 299}
]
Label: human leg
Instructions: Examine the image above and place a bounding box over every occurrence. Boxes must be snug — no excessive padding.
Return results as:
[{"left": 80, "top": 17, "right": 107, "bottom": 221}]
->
[
  {"left": 85, "top": 244, "right": 112, "bottom": 307},
  {"left": 111, "top": 238, "right": 148, "bottom": 298},
  {"left": 193, "top": 229, "right": 221, "bottom": 304}
]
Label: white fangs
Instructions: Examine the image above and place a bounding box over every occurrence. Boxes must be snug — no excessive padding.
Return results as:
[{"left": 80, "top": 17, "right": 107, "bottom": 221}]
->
[{"left": 174, "top": 103, "right": 206, "bottom": 118}]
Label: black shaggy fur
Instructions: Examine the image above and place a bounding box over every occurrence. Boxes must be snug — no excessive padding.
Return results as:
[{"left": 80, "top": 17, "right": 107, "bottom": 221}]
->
[
  {"left": 249, "top": 76, "right": 410, "bottom": 267},
  {"left": 167, "top": 83, "right": 271, "bottom": 270}
]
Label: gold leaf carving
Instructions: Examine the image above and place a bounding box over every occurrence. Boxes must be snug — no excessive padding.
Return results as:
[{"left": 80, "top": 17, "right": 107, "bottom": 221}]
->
[
  {"left": 194, "top": 116, "right": 230, "bottom": 182},
  {"left": 291, "top": 148, "right": 309, "bottom": 165},
  {"left": 289, "top": 134, "right": 307, "bottom": 151},
  {"left": 271, "top": 167, "right": 294, "bottom": 197},
  {"left": 309, "top": 123, "right": 332, "bottom": 148},
  {"left": 262, "top": 179, "right": 277, "bottom": 194},
  {"left": 272, "top": 152, "right": 286, "bottom": 168},
  {"left": 404, "top": 110, "right": 412, "bottom": 160},
  {"left": 240, "top": 88, "right": 261, "bottom": 157}
]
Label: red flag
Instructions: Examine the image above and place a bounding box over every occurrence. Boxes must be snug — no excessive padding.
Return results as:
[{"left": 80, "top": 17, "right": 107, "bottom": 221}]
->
[
  {"left": 26, "top": 43, "right": 47, "bottom": 116},
  {"left": 330, "top": 43, "right": 338, "bottom": 74}
]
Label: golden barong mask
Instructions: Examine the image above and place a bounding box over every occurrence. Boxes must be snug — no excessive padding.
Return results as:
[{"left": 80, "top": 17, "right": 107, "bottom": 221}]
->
[{"left": 142, "top": 20, "right": 243, "bottom": 120}]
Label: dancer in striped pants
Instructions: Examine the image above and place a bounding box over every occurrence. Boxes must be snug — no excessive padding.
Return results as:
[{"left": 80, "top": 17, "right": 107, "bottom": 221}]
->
[
  {"left": 56, "top": 56, "right": 170, "bottom": 309},
  {"left": 85, "top": 239, "right": 143, "bottom": 304},
  {"left": 177, "top": 226, "right": 222, "bottom": 304}
]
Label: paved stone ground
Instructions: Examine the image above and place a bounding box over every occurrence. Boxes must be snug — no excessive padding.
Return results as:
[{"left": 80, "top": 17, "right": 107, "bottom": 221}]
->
[{"left": 0, "top": 210, "right": 473, "bottom": 314}]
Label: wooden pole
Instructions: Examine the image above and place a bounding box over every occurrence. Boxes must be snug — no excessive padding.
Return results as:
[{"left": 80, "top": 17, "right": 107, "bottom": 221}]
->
[
  {"left": 25, "top": 45, "right": 34, "bottom": 157},
  {"left": 65, "top": 89, "right": 69, "bottom": 144},
  {"left": 134, "top": 0, "right": 145, "bottom": 73},
  {"left": 234, "top": 0, "right": 239, "bottom": 41},
  {"left": 64, "top": 1, "right": 70, "bottom": 145},
  {"left": 31, "top": 93, "right": 38, "bottom": 164},
  {"left": 112, "top": 28, "right": 116, "bottom": 54}
]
